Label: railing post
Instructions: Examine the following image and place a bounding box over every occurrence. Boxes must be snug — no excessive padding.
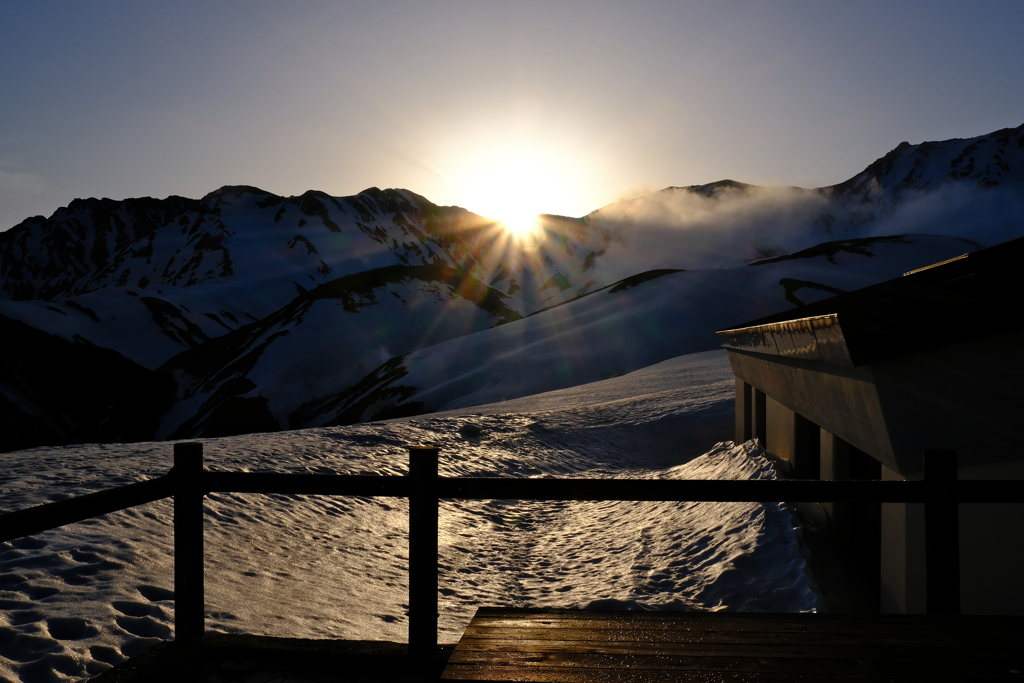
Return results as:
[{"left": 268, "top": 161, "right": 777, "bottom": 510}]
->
[
  {"left": 174, "top": 442, "right": 205, "bottom": 644},
  {"left": 408, "top": 445, "right": 439, "bottom": 658},
  {"left": 924, "top": 449, "right": 960, "bottom": 615}
]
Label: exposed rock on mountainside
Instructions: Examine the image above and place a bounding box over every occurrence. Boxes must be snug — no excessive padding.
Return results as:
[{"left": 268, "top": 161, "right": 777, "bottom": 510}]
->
[
  {"left": 815, "top": 123, "right": 1024, "bottom": 232},
  {"left": 0, "top": 186, "right": 614, "bottom": 317},
  {"left": 749, "top": 234, "right": 983, "bottom": 266},
  {"left": 0, "top": 194, "right": 199, "bottom": 301},
  {"left": 0, "top": 186, "right": 619, "bottom": 371}
]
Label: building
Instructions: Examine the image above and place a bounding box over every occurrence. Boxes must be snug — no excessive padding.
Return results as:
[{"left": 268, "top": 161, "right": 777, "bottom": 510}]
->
[{"left": 717, "top": 236, "right": 1024, "bottom": 615}]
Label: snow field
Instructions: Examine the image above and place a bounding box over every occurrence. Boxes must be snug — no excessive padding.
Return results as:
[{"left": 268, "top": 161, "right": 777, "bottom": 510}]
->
[{"left": 0, "top": 351, "right": 818, "bottom": 683}]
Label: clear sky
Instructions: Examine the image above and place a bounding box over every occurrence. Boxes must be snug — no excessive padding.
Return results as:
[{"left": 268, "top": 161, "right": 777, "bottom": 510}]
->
[{"left": 2, "top": 0, "right": 1022, "bottom": 231}]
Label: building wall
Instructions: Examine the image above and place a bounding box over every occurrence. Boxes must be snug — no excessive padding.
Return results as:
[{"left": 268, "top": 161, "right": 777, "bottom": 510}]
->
[
  {"left": 821, "top": 429, "right": 881, "bottom": 603},
  {"left": 727, "top": 350, "right": 897, "bottom": 470},
  {"left": 726, "top": 330, "right": 1024, "bottom": 475},
  {"left": 733, "top": 372, "right": 1024, "bottom": 614}
]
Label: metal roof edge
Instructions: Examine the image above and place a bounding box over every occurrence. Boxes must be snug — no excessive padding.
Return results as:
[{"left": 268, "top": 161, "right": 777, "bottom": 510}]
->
[{"left": 717, "top": 313, "right": 855, "bottom": 367}]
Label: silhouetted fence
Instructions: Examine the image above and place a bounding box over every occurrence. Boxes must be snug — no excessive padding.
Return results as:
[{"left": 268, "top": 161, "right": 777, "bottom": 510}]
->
[{"left": 1, "top": 443, "right": 1021, "bottom": 657}]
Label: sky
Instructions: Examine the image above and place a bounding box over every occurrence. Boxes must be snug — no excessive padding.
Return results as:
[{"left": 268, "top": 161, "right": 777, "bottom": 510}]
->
[{"left": 1, "top": 0, "right": 1023, "bottom": 231}]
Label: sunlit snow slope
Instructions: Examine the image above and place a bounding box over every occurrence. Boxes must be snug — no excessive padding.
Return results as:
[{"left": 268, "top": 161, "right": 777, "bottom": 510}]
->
[{"left": 284, "top": 234, "right": 981, "bottom": 424}]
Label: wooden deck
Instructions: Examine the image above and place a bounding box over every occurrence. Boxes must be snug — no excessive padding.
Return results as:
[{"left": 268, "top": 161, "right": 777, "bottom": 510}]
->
[{"left": 441, "top": 608, "right": 1024, "bottom": 682}]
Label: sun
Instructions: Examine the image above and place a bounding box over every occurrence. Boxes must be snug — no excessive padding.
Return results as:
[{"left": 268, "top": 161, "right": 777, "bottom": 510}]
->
[
  {"left": 493, "top": 208, "right": 540, "bottom": 240},
  {"left": 456, "top": 150, "right": 564, "bottom": 242},
  {"left": 468, "top": 179, "right": 544, "bottom": 242},
  {"left": 487, "top": 204, "right": 542, "bottom": 241}
]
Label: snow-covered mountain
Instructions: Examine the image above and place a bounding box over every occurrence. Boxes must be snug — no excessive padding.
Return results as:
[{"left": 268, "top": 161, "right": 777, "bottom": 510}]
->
[
  {"left": 586, "top": 123, "right": 1024, "bottom": 267},
  {"left": 156, "top": 262, "right": 524, "bottom": 440},
  {"left": 0, "top": 124, "right": 1020, "bottom": 450},
  {"left": 818, "top": 123, "right": 1024, "bottom": 230},
  {"left": 0, "top": 188, "right": 619, "bottom": 368},
  {"left": 276, "top": 234, "right": 980, "bottom": 429}
]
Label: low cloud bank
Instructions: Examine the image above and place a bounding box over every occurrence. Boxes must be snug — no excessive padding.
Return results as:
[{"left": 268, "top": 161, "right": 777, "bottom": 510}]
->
[
  {"left": 589, "top": 184, "right": 829, "bottom": 270},
  {"left": 861, "top": 185, "right": 1024, "bottom": 248},
  {"left": 585, "top": 183, "right": 1024, "bottom": 272}
]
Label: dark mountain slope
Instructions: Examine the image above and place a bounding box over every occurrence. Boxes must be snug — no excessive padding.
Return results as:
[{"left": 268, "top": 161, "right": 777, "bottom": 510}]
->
[
  {"left": 0, "top": 314, "right": 176, "bottom": 452},
  {"left": 0, "top": 195, "right": 200, "bottom": 300}
]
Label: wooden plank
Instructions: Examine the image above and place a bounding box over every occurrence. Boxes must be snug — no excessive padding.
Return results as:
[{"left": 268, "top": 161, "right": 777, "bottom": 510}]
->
[
  {"left": 470, "top": 608, "right": 993, "bottom": 624},
  {"left": 468, "top": 614, "right": 1024, "bottom": 638},
  {"left": 442, "top": 608, "right": 1024, "bottom": 682},
  {"left": 203, "top": 471, "right": 411, "bottom": 497},
  {"left": 473, "top": 607, "right": 1022, "bottom": 628},
  {"left": 446, "top": 650, "right": 1023, "bottom": 677},
  {"left": 441, "top": 663, "right": 1008, "bottom": 682},
  {"left": 174, "top": 442, "right": 205, "bottom": 645},
  {"left": 434, "top": 477, "right": 933, "bottom": 503},
  {"left": 433, "top": 476, "right": 1024, "bottom": 503},
  {"left": 459, "top": 624, "right": 1015, "bottom": 648},
  {"left": 450, "top": 636, "right": 1017, "bottom": 661},
  {"left": 408, "top": 445, "right": 439, "bottom": 658}
]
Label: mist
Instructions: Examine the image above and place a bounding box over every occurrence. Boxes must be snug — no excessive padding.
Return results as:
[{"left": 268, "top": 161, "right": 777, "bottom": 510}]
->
[
  {"left": 583, "top": 182, "right": 1024, "bottom": 273},
  {"left": 860, "top": 185, "right": 1024, "bottom": 248},
  {"left": 587, "top": 183, "right": 830, "bottom": 270}
]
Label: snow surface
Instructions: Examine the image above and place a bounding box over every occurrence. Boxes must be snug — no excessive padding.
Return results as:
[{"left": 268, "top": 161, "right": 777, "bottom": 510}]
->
[
  {"left": 0, "top": 349, "right": 818, "bottom": 683},
  {"left": 298, "top": 235, "right": 983, "bottom": 427}
]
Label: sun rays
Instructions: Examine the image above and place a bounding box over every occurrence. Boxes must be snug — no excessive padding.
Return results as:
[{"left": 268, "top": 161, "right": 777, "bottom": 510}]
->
[
  {"left": 447, "top": 143, "right": 584, "bottom": 244},
  {"left": 465, "top": 157, "right": 547, "bottom": 244}
]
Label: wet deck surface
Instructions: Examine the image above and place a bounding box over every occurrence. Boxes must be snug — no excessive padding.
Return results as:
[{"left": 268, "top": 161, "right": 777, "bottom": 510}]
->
[{"left": 440, "top": 607, "right": 1024, "bottom": 682}]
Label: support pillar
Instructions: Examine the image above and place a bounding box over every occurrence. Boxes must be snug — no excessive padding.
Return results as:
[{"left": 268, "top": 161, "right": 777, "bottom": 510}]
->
[
  {"left": 753, "top": 388, "right": 767, "bottom": 449},
  {"left": 880, "top": 463, "right": 926, "bottom": 614},
  {"left": 762, "top": 398, "right": 819, "bottom": 478},
  {"left": 408, "top": 446, "right": 439, "bottom": 658},
  {"left": 924, "top": 449, "right": 960, "bottom": 615},
  {"left": 174, "top": 442, "right": 205, "bottom": 645},
  {"left": 820, "top": 429, "right": 852, "bottom": 537},
  {"left": 735, "top": 379, "right": 752, "bottom": 444}
]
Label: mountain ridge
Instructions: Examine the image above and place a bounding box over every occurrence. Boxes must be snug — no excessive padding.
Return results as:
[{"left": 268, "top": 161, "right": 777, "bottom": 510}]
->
[{"left": 0, "top": 123, "right": 1021, "bottom": 450}]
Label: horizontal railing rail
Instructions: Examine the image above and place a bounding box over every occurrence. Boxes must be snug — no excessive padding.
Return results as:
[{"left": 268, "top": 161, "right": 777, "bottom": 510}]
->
[
  {"left": 5, "top": 473, "right": 1020, "bottom": 543},
  {"left": 2, "top": 444, "right": 1021, "bottom": 658},
  {"left": 193, "top": 472, "right": 1020, "bottom": 503},
  {"left": 1, "top": 476, "right": 175, "bottom": 542}
]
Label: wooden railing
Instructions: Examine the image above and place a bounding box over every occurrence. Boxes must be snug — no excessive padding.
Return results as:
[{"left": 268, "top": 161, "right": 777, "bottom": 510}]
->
[{"left": 1, "top": 443, "right": 1020, "bottom": 657}]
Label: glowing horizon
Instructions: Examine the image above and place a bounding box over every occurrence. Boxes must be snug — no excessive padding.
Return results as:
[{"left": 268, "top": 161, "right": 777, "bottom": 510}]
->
[
  {"left": 434, "top": 137, "right": 596, "bottom": 237},
  {"left": 2, "top": 3, "right": 1022, "bottom": 232}
]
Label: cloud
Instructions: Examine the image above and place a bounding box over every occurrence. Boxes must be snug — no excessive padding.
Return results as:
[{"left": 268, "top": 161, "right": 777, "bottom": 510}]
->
[
  {"left": 863, "top": 185, "right": 1024, "bottom": 248},
  {"left": 582, "top": 180, "right": 1024, "bottom": 273},
  {"left": 588, "top": 183, "right": 830, "bottom": 270}
]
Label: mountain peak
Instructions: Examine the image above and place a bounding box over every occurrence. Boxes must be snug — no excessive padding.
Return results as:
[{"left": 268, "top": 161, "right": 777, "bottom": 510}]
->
[{"left": 201, "top": 185, "right": 274, "bottom": 203}]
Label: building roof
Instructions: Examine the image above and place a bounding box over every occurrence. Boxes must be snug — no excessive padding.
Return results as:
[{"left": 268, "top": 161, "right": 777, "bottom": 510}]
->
[{"left": 717, "top": 235, "right": 1024, "bottom": 367}]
